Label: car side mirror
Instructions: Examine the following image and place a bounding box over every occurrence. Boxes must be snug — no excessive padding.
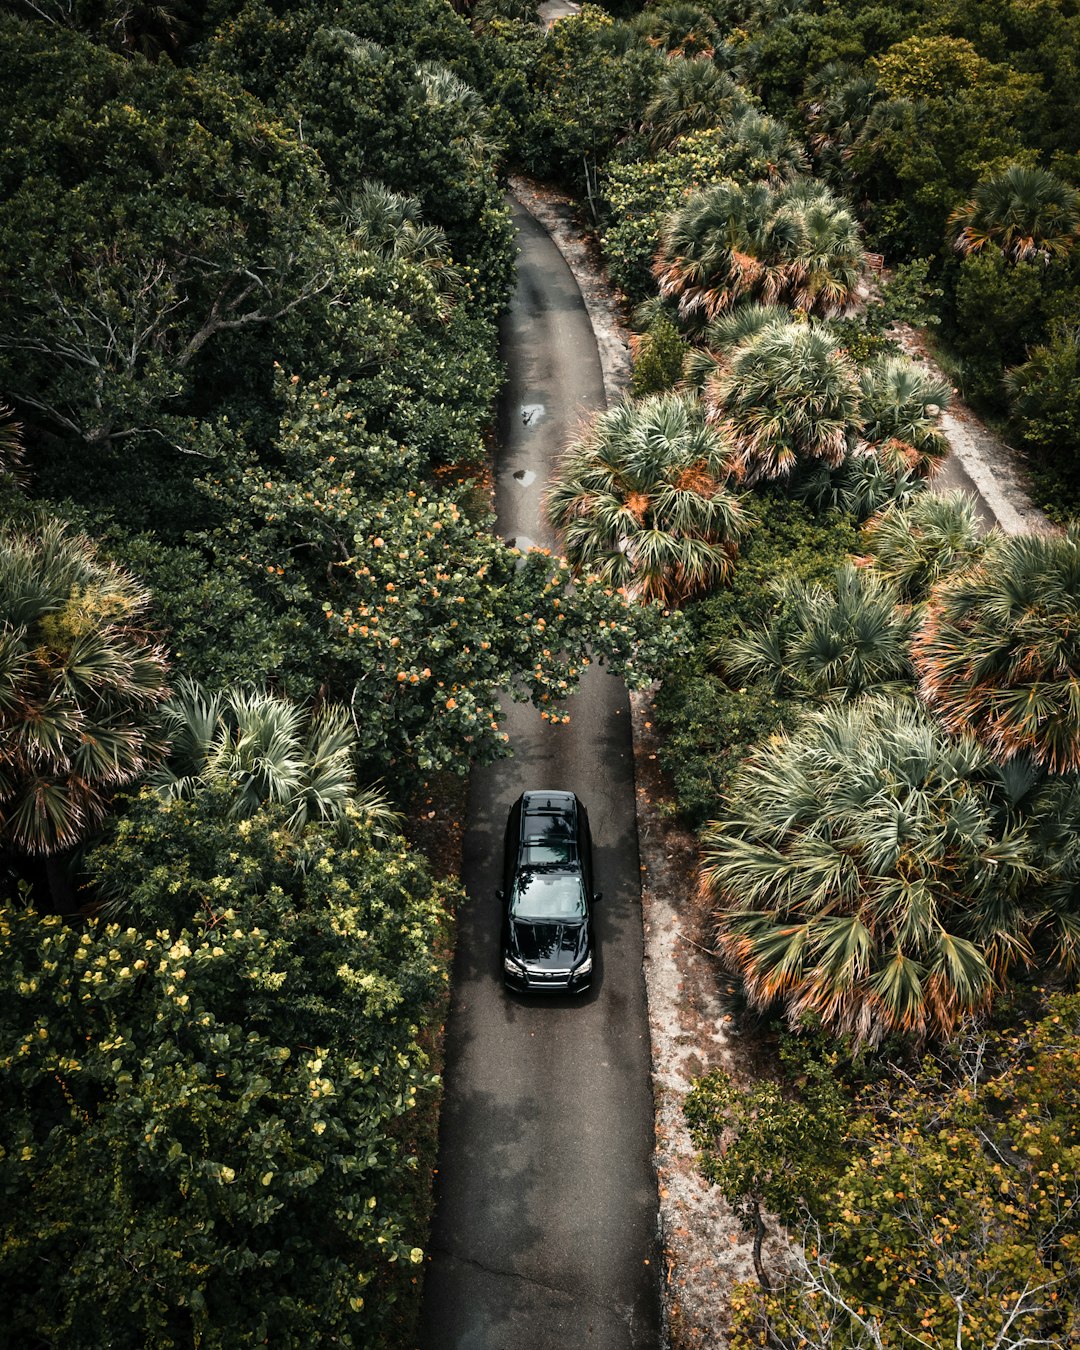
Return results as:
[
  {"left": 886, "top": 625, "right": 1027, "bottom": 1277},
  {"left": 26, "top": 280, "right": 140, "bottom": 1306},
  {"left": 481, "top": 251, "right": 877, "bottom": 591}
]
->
[
  {"left": 593, "top": 891, "right": 603, "bottom": 903},
  {"left": 495, "top": 889, "right": 504, "bottom": 901}
]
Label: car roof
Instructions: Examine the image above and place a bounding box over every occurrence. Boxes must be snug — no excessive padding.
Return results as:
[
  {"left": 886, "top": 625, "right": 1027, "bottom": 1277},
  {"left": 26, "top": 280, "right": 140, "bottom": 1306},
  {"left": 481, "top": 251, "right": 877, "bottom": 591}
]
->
[{"left": 521, "top": 790, "right": 577, "bottom": 815}]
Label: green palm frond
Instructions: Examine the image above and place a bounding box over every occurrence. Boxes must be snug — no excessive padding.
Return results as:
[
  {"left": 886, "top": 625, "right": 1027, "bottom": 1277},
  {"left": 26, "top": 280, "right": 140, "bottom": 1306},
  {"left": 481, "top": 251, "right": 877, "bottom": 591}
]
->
[
  {"left": 547, "top": 392, "right": 750, "bottom": 604},
  {"left": 861, "top": 490, "right": 991, "bottom": 601},
  {"left": 702, "top": 697, "right": 1035, "bottom": 1042},
  {"left": 642, "top": 57, "right": 745, "bottom": 150},
  {"left": 950, "top": 164, "right": 1080, "bottom": 263},
  {"left": 151, "top": 679, "right": 398, "bottom": 838},
  {"left": 706, "top": 319, "right": 860, "bottom": 482},
  {"left": 0, "top": 514, "right": 169, "bottom": 855},
  {"left": 914, "top": 529, "right": 1080, "bottom": 772}
]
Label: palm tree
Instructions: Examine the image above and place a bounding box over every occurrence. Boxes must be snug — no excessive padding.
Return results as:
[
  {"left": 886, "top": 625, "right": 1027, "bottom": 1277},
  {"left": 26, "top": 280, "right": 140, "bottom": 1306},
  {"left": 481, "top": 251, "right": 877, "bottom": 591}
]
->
[
  {"left": 802, "top": 62, "right": 879, "bottom": 184},
  {"left": 701, "top": 697, "right": 1038, "bottom": 1043},
  {"left": 682, "top": 302, "right": 790, "bottom": 391},
  {"left": 0, "top": 514, "right": 169, "bottom": 895},
  {"left": 950, "top": 164, "right": 1080, "bottom": 264},
  {"left": 857, "top": 354, "right": 952, "bottom": 478},
  {"left": 338, "top": 180, "right": 462, "bottom": 305},
  {"left": 718, "top": 108, "right": 809, "bottom": 186},
  {"left": 654, "top": 178, "right": 865, "bottom": 321},
  {"left": 859, "top": 491, "right": 991, "bottom": 602},
  {"left": 705, "top": 319, "right": 862, "bottom": 482},
  {"left": 913, "top": 529, "right": 1080, "bottom": 774},
  {"left": 642, "top": 57, "right": 746, "bottom": 150},
  {"left": 653, "top": 179, "right": 774, "bottom": 323},
  {"left": 723, "top": 564, "right": 915, "bottom": 701},
  {"left": 0, "top": 402, "right": 26, "bottom": 484},
  {"left": 546, "top": 392, "right": 750, "bottom": 604},
  {"left": 773, "top": 179, "right": 866, "bottom": 315},
  {"left": 794, "top": 454, "right": 928, "bottom": 522},
  {"left": 152, "top": 678, "right": 401, "bottom": 839},
  {"left": 633, "top": 3, "right": 723, "bottom": 59}
]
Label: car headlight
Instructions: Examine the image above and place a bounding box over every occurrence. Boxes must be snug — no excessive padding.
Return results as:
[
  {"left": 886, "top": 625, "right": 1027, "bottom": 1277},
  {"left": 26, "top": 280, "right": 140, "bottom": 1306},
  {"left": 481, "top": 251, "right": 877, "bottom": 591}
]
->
[
  {"left": 574, "top": 955, "right": 593, "bottom": 977},
  {"left": 503, "top": 956, "right": 525, "bottom": 975}
]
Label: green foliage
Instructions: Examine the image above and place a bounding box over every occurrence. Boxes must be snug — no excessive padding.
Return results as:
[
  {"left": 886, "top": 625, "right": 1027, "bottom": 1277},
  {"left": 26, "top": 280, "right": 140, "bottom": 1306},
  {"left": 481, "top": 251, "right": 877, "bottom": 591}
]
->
[
  {"left": 685, "top": 1034, "right": 851, "bottom": 1234},
  {"left": 547, "top": 392, "right": 751, "bottom": 604},
  {"left": 915, "top": 528, "right": 1080, "bottom": 775},
  {"left": 0, "top": 795, "right": 454, "bottom": 1348},
  {"left": 1007, "top": 320, "right": 1080, "bottom": 486},
  {"left": 706, "top": 320, "right": 862, "bottom": 482},
  {"left": 700, "top": 697, "right": 1045, "bottom": 1043},
  {"left": 182, "top": 379, "right": 684, "bottom": 778},
  {"left": 516, "top": 5, "right": 661, "bottom": 191},
  {"left": 950, "top": 163, "right": 1080, "bottom": 264},
  {"left": 655, "top": 178, "right": 866, "bottom": 323},
  {"left": 0, "top": 513, "right": 169, "bottom": 857},
  {"left": 653, "top": 494, "right": 858, "bottom": 827},
  {"left": 601, "top": 116, "right": 808, "bottom": 303},
  {"left": 630, "top": 313, "right": 689, "bottom": 396},
  {"left": 852, "top": 36, "right": 1045, "bottom": 256},
  {"left": 723, "top": 564, "right": 915, "bottom": 702},
  {"left": 150, "top": 679, "right": 401, "bottom": 840},
  {"left": 860, "top": 490, "right": 990, "bottom": 603},
  {"left": 948, "top": 250, "right": 1052, "bottom": 407},
  {"left": 0, "top": 19, "right": 334, "bottom": 450},
  {"left": 730, "top": 996, "right": 1080, "bottom": 1347}
]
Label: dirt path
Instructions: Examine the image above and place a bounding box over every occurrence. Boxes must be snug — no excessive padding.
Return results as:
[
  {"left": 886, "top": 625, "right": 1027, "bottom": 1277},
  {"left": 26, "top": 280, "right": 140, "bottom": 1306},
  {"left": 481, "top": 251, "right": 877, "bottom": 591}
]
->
[{"left": 893, "top": 325, "right": 1053, "bottom": 535}]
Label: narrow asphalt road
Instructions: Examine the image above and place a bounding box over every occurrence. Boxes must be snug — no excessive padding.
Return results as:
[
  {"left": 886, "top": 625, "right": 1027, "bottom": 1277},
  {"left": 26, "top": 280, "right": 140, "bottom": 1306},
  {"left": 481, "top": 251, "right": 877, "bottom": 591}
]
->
[{"left": 418, "top": 202, "right": 662, "bottom": 1349}]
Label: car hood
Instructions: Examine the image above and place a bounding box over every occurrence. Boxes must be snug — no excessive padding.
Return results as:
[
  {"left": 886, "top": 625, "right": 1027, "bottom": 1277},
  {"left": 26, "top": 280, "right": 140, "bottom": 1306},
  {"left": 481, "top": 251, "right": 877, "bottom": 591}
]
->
[{"left": 509, "top": 918, "right": 588, "bottom": 969}]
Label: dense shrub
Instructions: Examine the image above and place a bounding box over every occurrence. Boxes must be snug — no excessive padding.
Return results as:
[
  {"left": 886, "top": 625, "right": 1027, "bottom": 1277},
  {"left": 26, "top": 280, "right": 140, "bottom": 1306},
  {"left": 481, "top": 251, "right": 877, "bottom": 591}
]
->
[
  {"left": 653, "top": 494, "right": 858, "bottom": 826},
  {"left": 0, "top": 793, "right": 455, "bottom": 1349}
]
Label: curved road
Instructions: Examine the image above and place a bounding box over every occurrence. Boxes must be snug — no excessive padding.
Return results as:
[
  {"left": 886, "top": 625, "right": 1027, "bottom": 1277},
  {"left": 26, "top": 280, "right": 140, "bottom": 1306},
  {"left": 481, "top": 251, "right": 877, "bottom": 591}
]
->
[{"left": 419, "top": 202, "right": 661, "bottom": 1348}]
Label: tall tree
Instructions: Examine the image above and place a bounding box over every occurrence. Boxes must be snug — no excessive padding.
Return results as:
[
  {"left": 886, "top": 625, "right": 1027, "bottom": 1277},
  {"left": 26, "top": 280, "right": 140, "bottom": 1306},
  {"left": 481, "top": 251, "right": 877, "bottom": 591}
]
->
[
  {"left": 950, "top": 163, "right": 1080, "bottom": 264},
  {"left": 547, "top": 392, "right": 750, "bottom": 604},
  {"left": 914, "top": 528, "right": 1080, "bottom": 774},
  {"left": 0, "top": 514, "right": 169, "bottom": 902},
  {"left": 653, "top": 177, "right": 865, "bottom": 322},
  {"left": 705, "top": 319, "right": 862, "bottom": 482},
  {"left": 701, "top": 697, "right": 1043, "bottom": 1043}
]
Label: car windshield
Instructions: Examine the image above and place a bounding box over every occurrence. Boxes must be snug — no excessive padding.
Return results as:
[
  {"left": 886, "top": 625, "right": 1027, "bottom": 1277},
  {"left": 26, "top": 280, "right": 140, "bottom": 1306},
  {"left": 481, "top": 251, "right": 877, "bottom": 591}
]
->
[
  {"left": 510, "top": 868, "right": 586, "bottom": 921},
  {"left": 522, "top": 839, "right": 574, "bottom": 865}
]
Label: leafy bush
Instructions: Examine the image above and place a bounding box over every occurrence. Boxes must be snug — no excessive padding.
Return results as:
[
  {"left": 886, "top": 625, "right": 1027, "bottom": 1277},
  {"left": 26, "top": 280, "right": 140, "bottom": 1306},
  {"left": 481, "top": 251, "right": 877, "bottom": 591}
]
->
[
  {"left": 653, "top": 493, "right": 858, "bottom": 826},
  {"left": 630, "top": 312, "right": 688, "bottom": 395},
  {"left": 729, "top": 996, "right": 1080, "bottom": 1348},
  {"left": 0, "top": 792, "right": 456, "bottom": 1349},
  {"left": 1008, "top": 320, "right": 1080, "bottom": 490}
]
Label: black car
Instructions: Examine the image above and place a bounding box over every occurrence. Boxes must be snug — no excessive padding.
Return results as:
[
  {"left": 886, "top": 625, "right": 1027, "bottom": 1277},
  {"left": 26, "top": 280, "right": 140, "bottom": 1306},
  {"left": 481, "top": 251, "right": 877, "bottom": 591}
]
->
[{"left": 498, "top": 789, "right": 599, "bottom": 993}]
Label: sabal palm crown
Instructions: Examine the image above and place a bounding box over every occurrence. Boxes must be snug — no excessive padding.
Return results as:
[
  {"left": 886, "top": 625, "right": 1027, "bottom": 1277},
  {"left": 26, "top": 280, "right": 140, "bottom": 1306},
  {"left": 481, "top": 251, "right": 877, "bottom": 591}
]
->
[
  {"left": 950, "top": 164, "right": 1080, "bottom": 264},
  {"left": 857, "top": 354, "right": 952, "bottom": 477},
  {"left": 152, "top": 678, "right": 401, "bottom": 838},
  {"left": 0, "top": 515, "right": 169, "bottom": 854},
  {"left": 702, "top": 697, "right": 1038, "bottom": 1044},
  {"left": 654, "top": 177, "right": 865, "bottom": 322},
  {"left": 803, "top": 61, "right": 879, "bottom": 181},
  {"left": 723, "top": 564, "right": 915, "bottom": 701},
  {"left": 546, "top": 392, "right": 750, "bottom": 605},
  {"left": 914, "top": 529, "right": 1080, "bottom": 773},
  {"left": 634, "top": 4, "right": 723, "bottom": 59},
  {"left": 719, "top": 108, "right": 809, "bottom": 186},
  {"left": 705, "top": 318, "right": 861, "bottom": 481},
  {"left": 860, "top": 491, "right": 991, "bottom": 602},
  {"left": 642, "top": 57, "right": 745, "bottom": 150},
  {"left": 339, "top": 180, "right": 460, "bottom": 301}
]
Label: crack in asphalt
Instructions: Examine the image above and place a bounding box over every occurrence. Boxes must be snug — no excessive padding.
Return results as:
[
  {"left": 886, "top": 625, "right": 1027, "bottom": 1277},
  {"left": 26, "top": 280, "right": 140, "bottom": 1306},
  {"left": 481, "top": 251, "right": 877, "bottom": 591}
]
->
[{"left": 429, "top": 1244, "right": 639, "bottom": 1332}]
